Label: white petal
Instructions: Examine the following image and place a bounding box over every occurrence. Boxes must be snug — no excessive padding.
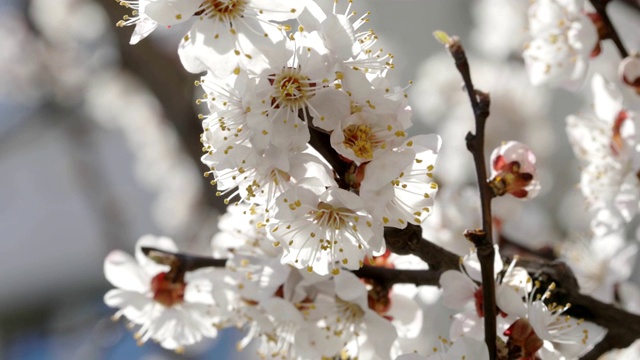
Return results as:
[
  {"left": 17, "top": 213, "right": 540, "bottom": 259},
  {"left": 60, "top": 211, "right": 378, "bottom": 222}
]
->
[
  {"left": 386, "top": 292, "right": 423, "bottom": 339},
  {"left": 592, "top": 73, "right": 624, "bottom": 123},
  {"left": 130, "top": 17, "right": 158, "bottom": 45},
  {"left": 104, "top": 250, "right": 149, "bottom": 292},
  {"left": 135, "top": 234, "right": 177, "bottom": 273},
  {"left": 496, "top": 285, "right": 527, "bottom": 318},
  {"left": 145, "top": 0, "right": 201, "bottom": 25},
  {"left": 364, "top": 310, "right": 398, "bottom": 358},
  {"left": 360, "top": 149, "right": 414, "bottom": 190},
  {"left": 104, "top": 289, "right": 151, "bottom": 324},
  {"left": 334, "top": 271, "right": 368, "bottom": 304},
  {"left": 447, "top": 336, "right": 489, "bottom": 360},
  {"left": 449, "top": 310, "right": 484, "bottom": 341},
  {"left": 320, "top": 14, "right": 357, "bottom": 59},
  {"left": 439, "top": 270, "right": 477, "bottom": 309},
  {"left": 528, "top": 301, "right": 553, "bottom": 341},
  {"left": 396, "top": 354, "right": 428, "bottom": 360}
]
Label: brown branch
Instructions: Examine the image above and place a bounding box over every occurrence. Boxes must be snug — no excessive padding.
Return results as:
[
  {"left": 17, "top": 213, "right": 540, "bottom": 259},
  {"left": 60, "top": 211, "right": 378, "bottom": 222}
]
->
[
  {"left": 353, "top": 266, "right": 442, "bottom": 287},
  {"left": 141, "top": 247, "right": 227, "bottom": 271},
  {"left": 617, "top": 0, "right": 640, "bottom": 12},
  {"left": 143, "top": 231, "right": 640, "bottom": 356},
  {"left": 437, "top": 33, "right": 497, "bottom": 359},
  {"left": 384, "top": 227, "right": 640, "bottom": 356},
  {"left": 307, "top": 120, "right": 350, "bottom": 180},
  {"left": 384, "top": 224, "right": 460, "bottom": 272},
  {"left": 590, "top": 0, "right": 630, "bottom": 58},
  {"left": 142, "top": 245, "right": 443, "bottom": 287}
]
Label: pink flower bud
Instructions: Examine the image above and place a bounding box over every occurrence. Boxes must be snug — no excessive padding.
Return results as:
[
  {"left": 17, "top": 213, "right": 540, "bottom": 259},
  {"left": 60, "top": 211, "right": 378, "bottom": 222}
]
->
[
  {"left": 489, "top": 141, "right": 540, "bottom": 199},
  {"left": 619, "top": 54, "right": 640, "bottom": 94}
]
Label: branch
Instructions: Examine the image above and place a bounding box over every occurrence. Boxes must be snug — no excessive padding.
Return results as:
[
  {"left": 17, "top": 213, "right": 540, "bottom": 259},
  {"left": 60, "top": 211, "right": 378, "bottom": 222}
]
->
[
  {"left": 384, "top": 224, "right": 460, "bottom": 272},
  {"left": 590, "top": 0, "right": 630, "bottom": 58},
  {"left": 352, "top": 267, "right": 442, "bottom": 287},
  {"left": 435, "top": 31, "right": 497, "bottom": 359},
  {"left": 617, "top": 0, "right": 640, "bottom": 13},
  {"left": 383, "top": 224, "right": 640, "bottom": 355},
  {"left": 307, "top": 121, "right": 350, "bottom": 180},
  {"left": 142, "top": 245, "right": 442, "bottom": 287},
  {"left": 141, "top": 246, "right": 227, "bottom": 271},
  {"left": 143, "top": 233, "right": 640, "bottom": 356}
]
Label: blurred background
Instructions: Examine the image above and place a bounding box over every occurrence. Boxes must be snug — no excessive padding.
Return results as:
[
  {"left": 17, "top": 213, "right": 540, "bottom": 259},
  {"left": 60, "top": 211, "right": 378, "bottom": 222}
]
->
[{"left": 1, "top": 0, "right": 639, "bottom": 359}]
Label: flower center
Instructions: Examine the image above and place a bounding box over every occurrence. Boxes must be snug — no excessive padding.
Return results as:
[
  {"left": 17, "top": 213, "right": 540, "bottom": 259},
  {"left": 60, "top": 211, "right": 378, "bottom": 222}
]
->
[
  {"left": 202, "top": 0, "right": 246, "bottom": 21},
  {"left": 489, "top": 157, "right": 534, "bottom": 198},
  {"left": 151, "top": 272, "right": 186, "bottom": 307},
  {"left": 271, "top": 69, "right": 312, "bottom": 108},
  {"left": 342, "top": 124, "right": 378, "bottom": 160},
  {"left": 311, "top": 202, "right": 352, "bottom": 230},
  {"left": 336, "top": 296, "right": 365, "bottom": 325}
]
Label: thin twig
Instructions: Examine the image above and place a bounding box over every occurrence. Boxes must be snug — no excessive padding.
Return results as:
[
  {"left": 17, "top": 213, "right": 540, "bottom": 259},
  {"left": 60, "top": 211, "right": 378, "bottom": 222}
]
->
[
  {"left": 438, "top": 34, "right": 497, "bottom": 359},
  {"left": 142, "top": 246, "right": 443, "bottom": 286},
  {"left": 141, "top": 247, "right": 227, "bottom": 271}
]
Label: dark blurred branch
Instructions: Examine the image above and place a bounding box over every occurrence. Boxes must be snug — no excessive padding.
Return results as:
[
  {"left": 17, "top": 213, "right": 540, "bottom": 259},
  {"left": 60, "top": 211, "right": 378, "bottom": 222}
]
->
[
  {"left": 590, "top": 0, "right": 629, "bottom": 58},
  {"left": 617, "top": 0, "right": 640, "bottom": 13},
  {"left": 498, "top": 234, "right": 557, "bottom": 261},
  {"left": 99, "top": 0, "right": 225, "bottom": 211}
]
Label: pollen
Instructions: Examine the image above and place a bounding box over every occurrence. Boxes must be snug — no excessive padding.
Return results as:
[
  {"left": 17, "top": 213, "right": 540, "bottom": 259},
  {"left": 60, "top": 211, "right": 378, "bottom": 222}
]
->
[
  {"left": 342, "top": 124, "right": 381, "bottom": 159},
  {"left": 201, "top": 0, "right": 247, "bottom": 22}
]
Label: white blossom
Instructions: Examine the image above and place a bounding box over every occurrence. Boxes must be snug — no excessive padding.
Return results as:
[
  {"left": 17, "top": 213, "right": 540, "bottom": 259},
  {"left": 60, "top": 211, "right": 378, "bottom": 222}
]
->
[
  {"left": 524, "top": 0, "right": 598, "bottom": 88},
  {"left": 104, "top": 235, "right": 222, "bottom": 350},
  {"left": 269, "top": 184, "right": 384, "bottom": 276}
]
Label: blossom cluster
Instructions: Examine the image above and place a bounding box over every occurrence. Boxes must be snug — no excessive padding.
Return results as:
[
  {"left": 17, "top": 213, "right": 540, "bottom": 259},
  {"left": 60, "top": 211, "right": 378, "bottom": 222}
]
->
[
  {"left": 105, "top": 0, "right": 443, "bottom": 357},
  {"left": 99, "top": 0, "right": 640, "bottom": 358},
  {"left": 182, "top": 0, "right": 441, "bottom": 277}
]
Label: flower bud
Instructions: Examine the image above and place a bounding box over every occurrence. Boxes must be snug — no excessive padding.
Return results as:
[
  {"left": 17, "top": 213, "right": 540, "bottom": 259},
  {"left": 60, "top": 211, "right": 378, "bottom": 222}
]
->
[
  {"left": 488, "top": 141, "right": 540, "bottom": 199},
  {"left": 619, "top": 54, "right": 640, "bottom": 94}
]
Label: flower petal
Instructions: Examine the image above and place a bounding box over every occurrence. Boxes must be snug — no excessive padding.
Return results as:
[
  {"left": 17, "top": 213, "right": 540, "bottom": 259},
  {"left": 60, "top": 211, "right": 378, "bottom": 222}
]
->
[{"left": 104, "top": 250, "right": 149, "bottom": 292}]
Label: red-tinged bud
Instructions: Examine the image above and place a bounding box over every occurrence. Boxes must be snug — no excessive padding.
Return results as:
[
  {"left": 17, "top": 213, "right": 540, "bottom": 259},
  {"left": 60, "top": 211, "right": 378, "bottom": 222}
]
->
[
  {"left": 488, "top": 141, "right": 540, "bottom": 199},
  {"left": 619, "top": 55, "right": 640, "bottom": 94},
  {"left": 151, "top": 272, "right": 186, "bottom": 307}
]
